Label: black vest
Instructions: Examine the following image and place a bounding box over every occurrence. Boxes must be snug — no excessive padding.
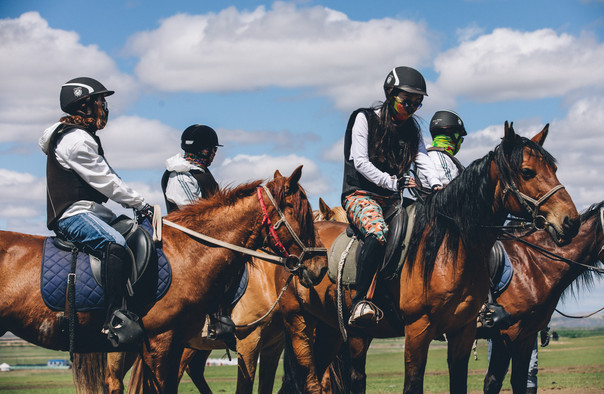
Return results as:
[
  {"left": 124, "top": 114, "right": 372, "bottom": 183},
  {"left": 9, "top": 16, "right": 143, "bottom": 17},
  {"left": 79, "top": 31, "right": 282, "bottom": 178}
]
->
[
  {"left": 161, "top": 167, "right": 218, "bottom": 213},
  {"left": 341, "top": 109, "right": 408, "bottom": 203},
  {"left": 46, "top": 124, "right": 108, "bottom": 229}
]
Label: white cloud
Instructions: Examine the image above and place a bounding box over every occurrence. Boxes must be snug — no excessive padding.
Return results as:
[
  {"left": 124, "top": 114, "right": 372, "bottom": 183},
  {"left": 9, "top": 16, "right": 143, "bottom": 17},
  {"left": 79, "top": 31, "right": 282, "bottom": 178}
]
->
[
  {"left": 434, "top": 28, "right": 604, "bottom": 102},
  {"left": 0, "top": 12, "right": 138, "bottom": 144},
  {"left": 100, "top": 115, "right": 180, "bottom": 170},
  {"left": 215, "top": 153, "right": 329, "bottom": 197},
  {"left": 126, "top": 2, "right": 434, "bottom": 110}
]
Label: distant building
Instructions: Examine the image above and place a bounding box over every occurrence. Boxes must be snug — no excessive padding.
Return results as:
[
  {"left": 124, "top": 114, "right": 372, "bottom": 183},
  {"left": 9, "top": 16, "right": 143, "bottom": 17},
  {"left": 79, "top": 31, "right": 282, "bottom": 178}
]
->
[
  {"left": 47, "top": 359, "right": 70, "bottom": 368},
  {"left": 0, "top": 363, "right": 10, "bottom": 372}
]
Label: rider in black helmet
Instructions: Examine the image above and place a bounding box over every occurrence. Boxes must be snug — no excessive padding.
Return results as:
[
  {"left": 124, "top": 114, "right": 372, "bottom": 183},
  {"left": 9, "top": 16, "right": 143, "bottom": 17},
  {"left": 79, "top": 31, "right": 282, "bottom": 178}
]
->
[
  {"left": 417, "top": 110, "right": 467, "bottom": 187},
  {"left": 161, "top": 124, "right": 236, "bottom": 351},
  {"left": 342, "top": 66, "right": 442, "bottom": 326},
  {"left": 39, "top": 77, "right": 155, "bottom": 346},
  {"left": 161, "top": 124, "right": 221, "bottom": 212}
]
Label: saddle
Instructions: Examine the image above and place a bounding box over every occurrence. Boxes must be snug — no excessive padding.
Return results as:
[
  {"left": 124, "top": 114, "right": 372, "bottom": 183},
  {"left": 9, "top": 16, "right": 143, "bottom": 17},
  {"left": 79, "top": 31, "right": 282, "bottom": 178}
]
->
[
  {"left": 327, "top": 200, "right": 418, "bottom": 285},
  {"left": 41, "top": 217, "right": 171, "bottom": 312},
  {"left": 52, "top": 215, "right": 155, "bottom": 287}
]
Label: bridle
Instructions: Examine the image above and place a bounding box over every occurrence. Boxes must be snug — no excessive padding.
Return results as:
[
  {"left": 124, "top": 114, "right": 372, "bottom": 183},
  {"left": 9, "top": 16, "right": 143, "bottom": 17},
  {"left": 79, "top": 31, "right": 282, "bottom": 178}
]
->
[
  {"left": 498, "top": 146, "right": 566, "bottom": 231},
  {"left": 162, "top": 184, "right": 325, "bottom": 274},
  {"left": 257, "top": 185, "right": 326, "bottom": 272},
  {"left": 599, "top": 207, "right": 604, "bottom": 260}
]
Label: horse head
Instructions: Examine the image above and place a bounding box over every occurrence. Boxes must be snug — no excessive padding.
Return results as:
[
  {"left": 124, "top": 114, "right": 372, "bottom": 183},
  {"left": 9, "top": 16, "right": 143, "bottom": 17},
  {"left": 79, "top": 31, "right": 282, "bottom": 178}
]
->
[
  {"left": 313, "top": 198, "right": 348, "bottom": 223},
  {"left": 494, "top": 121, "right": 579, "bottom": 245},
  {"left": 263, "top": 165, "right": 327, "bottom": 287}
]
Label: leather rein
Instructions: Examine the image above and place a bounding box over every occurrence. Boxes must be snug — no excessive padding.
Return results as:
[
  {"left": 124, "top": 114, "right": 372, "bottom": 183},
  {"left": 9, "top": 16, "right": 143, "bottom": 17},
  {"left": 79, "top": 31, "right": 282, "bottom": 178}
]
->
[{"left": 162, "top": 184, "right": 326, "bottom": 273}]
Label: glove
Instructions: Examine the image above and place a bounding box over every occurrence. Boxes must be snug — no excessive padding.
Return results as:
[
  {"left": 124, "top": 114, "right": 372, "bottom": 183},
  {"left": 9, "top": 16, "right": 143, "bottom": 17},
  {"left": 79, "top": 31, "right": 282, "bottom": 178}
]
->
[
  {"left": 397, "top": 175, "right": 414, "bottom": 191},
  {"left": 431, "top": 184, "right": 443, "bottom": 191},
  {"left": 136, "top": 203, "right": 154, "bottom": 224}
]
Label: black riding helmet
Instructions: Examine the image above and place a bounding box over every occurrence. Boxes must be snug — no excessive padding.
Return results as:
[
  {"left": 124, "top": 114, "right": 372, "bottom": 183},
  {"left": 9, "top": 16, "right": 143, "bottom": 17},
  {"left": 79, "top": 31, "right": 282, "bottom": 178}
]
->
[
  {"left": 383, "top": 66, "right": 428, "bottom": 98},
  {"left": 181, "top": 125, "right": 222, "bottom": 153},
  {"left": 429, "top": 110, "right": 467, "bottom": 139},
  {"left": 60, "top": 77, "right": 114, "bottom": 114}
]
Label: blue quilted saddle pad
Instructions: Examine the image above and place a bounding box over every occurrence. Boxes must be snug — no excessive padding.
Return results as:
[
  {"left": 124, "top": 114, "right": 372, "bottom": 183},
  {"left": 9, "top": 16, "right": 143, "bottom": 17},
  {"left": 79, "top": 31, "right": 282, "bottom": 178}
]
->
[{"left": 40, "top": 223, "right": 171, "bottom": 312}]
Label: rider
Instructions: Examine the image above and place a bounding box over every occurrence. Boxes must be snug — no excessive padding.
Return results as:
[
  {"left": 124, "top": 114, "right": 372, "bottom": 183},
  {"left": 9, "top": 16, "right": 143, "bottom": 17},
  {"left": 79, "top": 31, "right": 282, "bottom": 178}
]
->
[
  {"left": 161, "top": 124, "right": 221, "bottom": 211},
  {"left": 39, "top": 77, "right": 155, "bottom": 345},
  {"left": 417, "top": 110, "right": 466, "bottom": 187},
  {"left": 161, "top": 125, "right": 236, "bottom": 351},
  {"left": 342, "top": 66, "right": 443, "bottom": 326}
]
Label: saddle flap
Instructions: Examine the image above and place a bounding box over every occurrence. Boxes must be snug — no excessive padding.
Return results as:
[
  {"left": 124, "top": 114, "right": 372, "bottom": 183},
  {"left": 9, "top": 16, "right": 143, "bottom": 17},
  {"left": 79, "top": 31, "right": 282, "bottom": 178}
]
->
[{"left": 381, "top": 202, "right": 418, "bottom": 280}]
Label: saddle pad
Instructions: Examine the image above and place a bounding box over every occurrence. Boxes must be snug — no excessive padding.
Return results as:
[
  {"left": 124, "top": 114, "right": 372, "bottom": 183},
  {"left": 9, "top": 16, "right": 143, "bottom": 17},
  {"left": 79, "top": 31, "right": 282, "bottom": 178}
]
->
[
  {"left": 327, "top": 231, "right": 360, "bottom": 286},
  {"left": 492, "top": 242, "right": 513, "bottom": 295},
  {"left": 40, "top": 232, "right": 172, "bottom": 312}
]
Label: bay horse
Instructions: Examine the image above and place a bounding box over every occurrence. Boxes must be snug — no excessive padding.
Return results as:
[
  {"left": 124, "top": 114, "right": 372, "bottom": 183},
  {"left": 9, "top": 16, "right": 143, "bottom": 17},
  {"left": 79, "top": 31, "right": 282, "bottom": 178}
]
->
[
  {"left": 276, "top": 122, "right": 580, "bottom": 393},
  {"left": 0, "top": 166, "right": 326, "bottom": 393},
  {"left": 99, "top": 199, "right": 347, "bottom": 394},
  {"left": 483, "top": 200, "right": 604, "bottom": 393}
]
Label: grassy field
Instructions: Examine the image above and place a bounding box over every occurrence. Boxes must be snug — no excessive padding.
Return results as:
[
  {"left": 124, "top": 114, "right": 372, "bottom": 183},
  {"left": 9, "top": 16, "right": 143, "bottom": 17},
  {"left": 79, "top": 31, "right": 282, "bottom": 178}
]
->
[{"left": 0, "top": 335, "right": 603, "bottom": 393}]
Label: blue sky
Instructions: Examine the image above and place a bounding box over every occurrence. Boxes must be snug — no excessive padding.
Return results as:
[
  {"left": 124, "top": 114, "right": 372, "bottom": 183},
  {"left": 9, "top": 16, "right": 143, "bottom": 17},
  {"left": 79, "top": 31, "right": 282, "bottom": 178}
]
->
[{"left": 1, "top": 0, "right": 603, "bottom": 315}]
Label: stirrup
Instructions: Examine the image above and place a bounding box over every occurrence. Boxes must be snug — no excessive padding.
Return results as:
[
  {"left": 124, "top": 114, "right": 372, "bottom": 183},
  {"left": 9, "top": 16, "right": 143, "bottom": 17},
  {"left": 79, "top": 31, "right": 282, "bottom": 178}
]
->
[
  {"left": 103, "top": 309, "right": 144, "bottom": 348},
  {"left": 348, "top": 300, "right": 384, "bottom": 327}
]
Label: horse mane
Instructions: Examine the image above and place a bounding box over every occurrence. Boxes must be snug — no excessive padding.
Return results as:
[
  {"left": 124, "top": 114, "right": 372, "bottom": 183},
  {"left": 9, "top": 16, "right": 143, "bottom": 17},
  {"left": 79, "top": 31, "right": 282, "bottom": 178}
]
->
[
  {"left": 560, "top": 200, "right": 604, "bottom": 301},
  {"left": 166, "top": 176, "right": 316, "bottom": 247},
  {"left": 406, "top": 135, "right": 554, "bottom": 285}
]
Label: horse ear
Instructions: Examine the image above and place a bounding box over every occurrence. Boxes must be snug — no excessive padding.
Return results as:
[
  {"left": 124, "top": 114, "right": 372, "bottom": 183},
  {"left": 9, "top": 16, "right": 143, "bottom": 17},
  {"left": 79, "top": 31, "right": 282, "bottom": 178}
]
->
[
  {"left": 274, "top": 170, "right": 283, "bottom": 179},
  {"left": 319, "top": 198, "right": 330, "bottom": 216},
  {"left": 503, "top": 121, "right": 516, "bottom": 143},
  {"left": 284, "top": 165, "right": 303, "bottom": 193},
  {"left": 531, "top": 123, "right": 549, "bottom": 147}
]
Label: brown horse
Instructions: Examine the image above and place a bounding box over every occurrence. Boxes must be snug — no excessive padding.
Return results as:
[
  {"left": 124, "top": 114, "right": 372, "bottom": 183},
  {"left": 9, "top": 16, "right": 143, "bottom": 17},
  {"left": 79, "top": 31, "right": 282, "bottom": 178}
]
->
[
  {"left": 0, "top": 166, "right": 326, "bottom": 393},
  {"left": 483, "top": 200, "right": 604, "bottom": 393},
  {"left": 98, "top": 199, "right": 347, "bottom": 394},
  {"left": 276, "top": 122, "right": 580, "bottom": 393}
]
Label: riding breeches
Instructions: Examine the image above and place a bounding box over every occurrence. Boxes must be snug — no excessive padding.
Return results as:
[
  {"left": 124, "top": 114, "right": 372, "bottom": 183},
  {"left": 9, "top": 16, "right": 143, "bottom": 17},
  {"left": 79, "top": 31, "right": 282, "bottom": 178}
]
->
[{"left": 343, "top": 190, "right": 398, "bottom": 245}]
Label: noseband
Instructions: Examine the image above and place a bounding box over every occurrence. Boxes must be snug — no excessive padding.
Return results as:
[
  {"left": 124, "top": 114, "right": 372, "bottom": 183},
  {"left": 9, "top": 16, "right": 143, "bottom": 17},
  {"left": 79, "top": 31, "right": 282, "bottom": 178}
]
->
[
  {"left": 599, "top": 208, "right": 604, "bottom": 259},
  {"left": 257, "top": 185, "right": 326, "bottom": 273}
]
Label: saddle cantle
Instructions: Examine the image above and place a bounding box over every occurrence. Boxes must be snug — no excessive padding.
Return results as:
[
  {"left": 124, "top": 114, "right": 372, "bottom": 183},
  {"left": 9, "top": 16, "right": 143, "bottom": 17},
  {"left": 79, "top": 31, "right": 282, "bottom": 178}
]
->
[
  {"left": 41, "top": 218, "right": 171, "bottom": 311},
  {"left": 327, "top": 201, "right": 418, "bottom": 285},
  {"left": 487, "top": 241, "right": 513, "bottom": 296}
]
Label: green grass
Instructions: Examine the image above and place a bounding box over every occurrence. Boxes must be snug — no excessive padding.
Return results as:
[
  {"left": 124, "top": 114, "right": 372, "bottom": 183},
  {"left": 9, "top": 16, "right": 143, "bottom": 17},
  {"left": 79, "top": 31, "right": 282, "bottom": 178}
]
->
[{"left": 1, "top": 335, "right": 603, "bottom": 393}]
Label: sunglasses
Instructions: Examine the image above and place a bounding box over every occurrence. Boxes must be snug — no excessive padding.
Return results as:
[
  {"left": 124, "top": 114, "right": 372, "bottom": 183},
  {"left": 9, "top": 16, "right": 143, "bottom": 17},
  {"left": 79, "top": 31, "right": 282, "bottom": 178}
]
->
[{"left": 394, "top": 95, "right": 422, "bottom": 111}]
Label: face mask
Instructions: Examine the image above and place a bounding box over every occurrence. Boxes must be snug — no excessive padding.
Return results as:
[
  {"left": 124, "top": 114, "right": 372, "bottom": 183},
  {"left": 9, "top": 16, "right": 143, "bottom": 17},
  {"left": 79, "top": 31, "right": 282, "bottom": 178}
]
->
[{"left": 392, "top": 96, "right": 422, "bottom": 122}]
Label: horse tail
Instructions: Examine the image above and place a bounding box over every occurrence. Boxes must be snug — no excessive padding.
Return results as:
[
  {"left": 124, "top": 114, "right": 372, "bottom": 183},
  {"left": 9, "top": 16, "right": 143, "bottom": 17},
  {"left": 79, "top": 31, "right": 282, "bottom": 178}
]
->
[
  {"left": 72, "top": 352, "right": 108, "bottom": 394},
  {"left": 277, "top": 330, "right": 306, "bottom": 394}
]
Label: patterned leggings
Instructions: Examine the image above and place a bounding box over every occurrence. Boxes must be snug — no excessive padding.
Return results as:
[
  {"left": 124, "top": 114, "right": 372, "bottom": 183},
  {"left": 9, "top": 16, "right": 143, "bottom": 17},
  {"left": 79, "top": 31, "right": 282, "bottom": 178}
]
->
[{"left": 343, "top": 191, "right": 398, "bottom": 245}]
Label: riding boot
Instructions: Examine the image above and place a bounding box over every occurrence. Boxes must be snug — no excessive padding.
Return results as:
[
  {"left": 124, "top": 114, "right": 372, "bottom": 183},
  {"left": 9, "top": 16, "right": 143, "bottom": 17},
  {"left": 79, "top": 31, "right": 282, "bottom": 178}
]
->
[
  {"left": 208, "top": 313, "right": 237, "bottom": 352},
  {"left": 101, "top": 242, "right": 141, "bottom": 347},
  {"left": 349, "top": 234, "right": 385, "bottom": 326}
]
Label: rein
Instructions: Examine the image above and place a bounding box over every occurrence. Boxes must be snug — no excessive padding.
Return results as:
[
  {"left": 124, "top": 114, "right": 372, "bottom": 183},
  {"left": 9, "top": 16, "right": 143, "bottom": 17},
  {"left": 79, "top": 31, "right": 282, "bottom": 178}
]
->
[
  {"left": 162, "top": 184, "right": 326, "bottom": 272},
  {"left": 499, "top": 229, "right": 604, "bottom": 273}
]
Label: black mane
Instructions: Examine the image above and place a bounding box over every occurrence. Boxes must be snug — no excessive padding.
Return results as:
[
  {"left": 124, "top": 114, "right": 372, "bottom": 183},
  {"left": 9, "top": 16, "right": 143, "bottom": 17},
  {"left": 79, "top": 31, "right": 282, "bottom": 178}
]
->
[{"left": 406, "top": 135, "right": 555, "bottom": 285}]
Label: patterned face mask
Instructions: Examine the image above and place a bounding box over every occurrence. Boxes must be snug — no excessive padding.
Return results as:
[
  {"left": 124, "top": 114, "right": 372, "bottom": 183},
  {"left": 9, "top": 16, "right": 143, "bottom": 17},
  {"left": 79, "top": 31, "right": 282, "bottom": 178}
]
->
[
  {"left": 184, "top": 147, "right": 217, "bottom": 169},
  {"left": 392, "top": 96, "right": 422, "bottom": 121}
]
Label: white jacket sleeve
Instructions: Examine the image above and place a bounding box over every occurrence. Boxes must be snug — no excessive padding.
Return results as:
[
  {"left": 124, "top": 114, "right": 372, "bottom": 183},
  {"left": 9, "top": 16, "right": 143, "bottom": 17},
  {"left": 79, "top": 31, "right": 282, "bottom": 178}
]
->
[
  {"left": 56, "top": 130, "right": 146, "bottom": 210},
  {"left": 349, "top": 112, "right": 398, "bottom": 192},
  {"left": 414, "top": 138, "right": 443, "bottom": 188}
]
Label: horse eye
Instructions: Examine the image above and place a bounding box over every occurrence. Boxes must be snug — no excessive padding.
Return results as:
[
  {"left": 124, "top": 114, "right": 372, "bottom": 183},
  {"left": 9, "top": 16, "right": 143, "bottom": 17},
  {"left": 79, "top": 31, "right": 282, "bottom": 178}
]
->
[{"left": 521, "top": 168, "right": 536, "bottom": 179}]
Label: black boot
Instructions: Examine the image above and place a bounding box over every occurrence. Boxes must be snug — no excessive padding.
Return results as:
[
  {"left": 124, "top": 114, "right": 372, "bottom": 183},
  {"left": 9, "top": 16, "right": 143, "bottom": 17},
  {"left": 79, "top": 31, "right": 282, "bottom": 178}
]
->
[
  {"left": 349, "top": 234, "right": 385, "bottom": 326},
  {"left": 101, "top": 243, "right": 141, "bottom": 347},
  {"left": 208, "top": 313, "right": 237, "bottom": 352}
]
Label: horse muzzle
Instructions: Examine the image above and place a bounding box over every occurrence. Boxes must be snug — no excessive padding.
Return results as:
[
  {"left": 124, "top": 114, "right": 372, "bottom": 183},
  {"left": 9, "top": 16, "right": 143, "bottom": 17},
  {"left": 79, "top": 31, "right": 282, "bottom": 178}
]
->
[{"left": 546, "top": 214, "right": 580, "bottom": 246}]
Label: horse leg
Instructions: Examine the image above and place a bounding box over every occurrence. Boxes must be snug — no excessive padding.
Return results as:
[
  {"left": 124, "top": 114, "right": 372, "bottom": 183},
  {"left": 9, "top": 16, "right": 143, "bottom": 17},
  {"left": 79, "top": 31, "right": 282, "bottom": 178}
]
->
[
  {"left": 279, "top": 314, "right": 321, "bottom": 393},
  {"left": 314, "top": 322, "right": 343, "bottom": 389},
  {"left": 349, "top": 335, "right": 372, "bottom": 394},
  {"left": 257, "top": 332, "right": 285, "bottom": 394},
  {"left": 484, "top": 336, "right": 511, "bottom": 394},
  {"left": 183, "top": 349, "right": 212, "bottom": 393},
  {"left": 236, "top": 329, "right": 262, "bottom": 394},
  {"left": 510, "top": 334, "right": 537, "bottom": 394},
  {"left": 129, "top": 331, "right": 184, "bottom": 393},
  {"left": 446, "top": 323, "right": 477, "bottom": 394},
  {"left": 105, "top": 352, "right": 127, "bottom": 394},
  {"left": 403, "top": 317, "right": 433, "bottom": 394}
]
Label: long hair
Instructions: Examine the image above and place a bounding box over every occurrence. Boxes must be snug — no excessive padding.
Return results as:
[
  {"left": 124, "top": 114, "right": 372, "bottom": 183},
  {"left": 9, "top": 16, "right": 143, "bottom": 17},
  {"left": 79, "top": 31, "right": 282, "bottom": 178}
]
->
[
  {"left": 60, "top": 97, "right": 108, "bottom": 132},
  {"left": 367, "top": 101, "right": 421, "bottom": 178}
]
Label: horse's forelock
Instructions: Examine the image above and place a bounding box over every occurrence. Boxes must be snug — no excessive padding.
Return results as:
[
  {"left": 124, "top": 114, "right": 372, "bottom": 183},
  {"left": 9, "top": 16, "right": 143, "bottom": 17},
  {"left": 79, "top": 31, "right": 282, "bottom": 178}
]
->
[{"left": 499, "top": 137, "right": 556, "bottom": 183}]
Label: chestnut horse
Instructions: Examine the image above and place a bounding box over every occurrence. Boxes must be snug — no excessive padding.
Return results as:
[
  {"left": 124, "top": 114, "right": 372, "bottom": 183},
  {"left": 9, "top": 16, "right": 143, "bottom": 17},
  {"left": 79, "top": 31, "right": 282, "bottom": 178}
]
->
[
  {"left": 98, "top": 199, "right": 346, "bottom": 394},
  {"left": 277, "top": 123, "right": 580, "bottom": 393},
  {"left": 0, "top": 166, "right": 325, "bottom": 393},
  {"left": 484, "top": 200, "right": 604, "bottom": 393}
]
